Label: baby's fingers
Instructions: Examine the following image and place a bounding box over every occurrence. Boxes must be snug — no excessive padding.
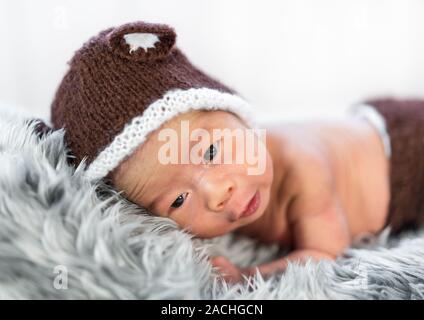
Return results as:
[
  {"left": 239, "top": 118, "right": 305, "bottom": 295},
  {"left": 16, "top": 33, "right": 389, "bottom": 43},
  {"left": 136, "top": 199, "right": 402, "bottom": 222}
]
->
[{"left": 209, "top": 256, "right": 243, "bottom": 283}]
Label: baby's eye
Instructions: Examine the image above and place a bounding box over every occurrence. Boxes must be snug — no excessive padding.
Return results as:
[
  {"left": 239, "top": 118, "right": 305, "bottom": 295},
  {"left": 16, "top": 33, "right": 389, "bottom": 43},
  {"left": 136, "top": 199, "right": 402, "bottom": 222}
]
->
[
  {"left": 170, "top": 192, "right": 188, "bottom": 208},
  {"left": 203, "top": 141, "right": 219, "bottom": 163}
]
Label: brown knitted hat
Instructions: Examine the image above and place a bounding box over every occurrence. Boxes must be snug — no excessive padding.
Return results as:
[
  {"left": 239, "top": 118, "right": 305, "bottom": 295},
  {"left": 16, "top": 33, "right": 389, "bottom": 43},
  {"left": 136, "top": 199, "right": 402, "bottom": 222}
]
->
[{"left": 51, "top": 21, "right": 253, "bottom": 180}]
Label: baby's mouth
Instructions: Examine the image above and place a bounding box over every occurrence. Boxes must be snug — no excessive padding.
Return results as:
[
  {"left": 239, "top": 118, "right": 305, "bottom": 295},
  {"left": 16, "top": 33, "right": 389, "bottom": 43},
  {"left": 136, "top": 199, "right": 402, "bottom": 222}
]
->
[{"left": 238, "top": 190, "right": 261, "bottom": 219}]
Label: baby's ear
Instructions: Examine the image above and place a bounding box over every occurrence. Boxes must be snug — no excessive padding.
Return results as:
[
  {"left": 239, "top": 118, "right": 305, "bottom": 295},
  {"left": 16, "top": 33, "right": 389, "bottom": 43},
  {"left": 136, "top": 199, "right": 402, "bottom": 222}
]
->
[{"left": 106, "top": 21, "right": 176, "bottom": 62}]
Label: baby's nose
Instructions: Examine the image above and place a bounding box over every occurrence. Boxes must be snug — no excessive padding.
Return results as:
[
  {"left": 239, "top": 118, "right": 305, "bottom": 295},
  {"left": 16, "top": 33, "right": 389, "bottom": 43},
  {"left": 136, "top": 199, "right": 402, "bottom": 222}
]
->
[
  {"left": 208, "top": 183, "right": 234, "bottom": 212},
  {"left": 201, "top": 176, "right": 235, "bottom": 212}
]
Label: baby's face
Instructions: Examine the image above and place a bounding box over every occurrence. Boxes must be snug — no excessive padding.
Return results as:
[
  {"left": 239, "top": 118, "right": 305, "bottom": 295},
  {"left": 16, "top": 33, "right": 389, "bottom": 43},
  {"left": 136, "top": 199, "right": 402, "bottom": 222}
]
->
[{"left": 111, "top": 110, "right": 273, "bottom": 238}]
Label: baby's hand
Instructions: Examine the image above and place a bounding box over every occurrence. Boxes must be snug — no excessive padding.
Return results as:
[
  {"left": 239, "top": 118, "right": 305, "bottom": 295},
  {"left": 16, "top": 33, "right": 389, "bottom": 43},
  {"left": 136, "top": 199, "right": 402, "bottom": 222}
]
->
[
  {"left": 210, "top": 256, "right": 251, "bottom": 284},
  {"left": 211, "top": 249, "right": 337, "bottom": 284}
]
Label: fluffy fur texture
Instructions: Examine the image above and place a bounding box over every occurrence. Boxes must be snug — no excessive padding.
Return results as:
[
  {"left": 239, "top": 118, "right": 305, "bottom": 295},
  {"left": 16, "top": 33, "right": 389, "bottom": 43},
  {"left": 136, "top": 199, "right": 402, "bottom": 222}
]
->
[{"left": 0, "top": 108, "right": 423, "bottom": 299}]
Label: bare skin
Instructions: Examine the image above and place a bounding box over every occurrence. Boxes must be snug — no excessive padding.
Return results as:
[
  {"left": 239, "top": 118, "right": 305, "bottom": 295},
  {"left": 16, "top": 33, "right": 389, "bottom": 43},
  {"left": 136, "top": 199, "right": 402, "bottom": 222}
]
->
[{"left": 110, "top": 110, "right": 390, "bottom": 284}]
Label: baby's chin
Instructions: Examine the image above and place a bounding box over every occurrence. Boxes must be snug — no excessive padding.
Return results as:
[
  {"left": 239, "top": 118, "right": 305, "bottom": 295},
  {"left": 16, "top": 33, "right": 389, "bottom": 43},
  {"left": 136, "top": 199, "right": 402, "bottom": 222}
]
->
[
  {"left": 211, "top": 207, "right": 267, "bottom": 238},
  {"left": 188, "top": 209, "right": 266, "bottom": 239}
]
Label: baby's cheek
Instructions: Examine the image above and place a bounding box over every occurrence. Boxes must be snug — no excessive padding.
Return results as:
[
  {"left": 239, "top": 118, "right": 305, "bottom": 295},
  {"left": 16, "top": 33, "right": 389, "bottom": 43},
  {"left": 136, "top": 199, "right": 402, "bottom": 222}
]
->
[
  {"left": 200, "top": 221, "right": 237, "bottom": 238},
  {"left": 175, "top": 213, "right": 227, "bottom": 238}
]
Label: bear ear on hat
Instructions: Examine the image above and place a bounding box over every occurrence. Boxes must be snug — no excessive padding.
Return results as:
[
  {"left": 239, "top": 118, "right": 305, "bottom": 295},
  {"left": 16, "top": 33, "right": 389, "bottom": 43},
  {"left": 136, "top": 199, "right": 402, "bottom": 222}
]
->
[{"left": 106, "top": 21, "right": 176, "bottom": 62}]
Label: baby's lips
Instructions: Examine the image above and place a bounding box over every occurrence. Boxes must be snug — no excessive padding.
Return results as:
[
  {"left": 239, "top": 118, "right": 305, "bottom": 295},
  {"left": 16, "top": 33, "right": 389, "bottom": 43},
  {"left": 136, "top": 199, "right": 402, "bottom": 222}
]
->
[{"left": 106, "top": 21, "right": 176, "bottom": 62}]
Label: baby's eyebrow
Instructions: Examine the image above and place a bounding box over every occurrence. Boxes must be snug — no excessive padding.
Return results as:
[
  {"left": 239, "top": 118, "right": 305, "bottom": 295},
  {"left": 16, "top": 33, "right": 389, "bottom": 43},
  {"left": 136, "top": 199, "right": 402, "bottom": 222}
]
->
[{"left": 187, "top": 127, "right": 217, "bottom": 148}]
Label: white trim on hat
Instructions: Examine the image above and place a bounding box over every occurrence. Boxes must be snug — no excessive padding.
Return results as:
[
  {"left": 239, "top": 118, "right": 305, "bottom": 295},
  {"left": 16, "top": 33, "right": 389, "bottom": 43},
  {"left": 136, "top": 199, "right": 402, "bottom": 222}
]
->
[{"left": 84, "top": 87, "right": 254, "bottom": 181}]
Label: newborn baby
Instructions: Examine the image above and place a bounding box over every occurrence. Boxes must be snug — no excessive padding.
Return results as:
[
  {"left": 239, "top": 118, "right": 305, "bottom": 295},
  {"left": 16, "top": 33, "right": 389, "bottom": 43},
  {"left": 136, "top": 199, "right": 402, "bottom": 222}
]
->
[
  {"left": 109, "top": 109, "right": 390, "bottom": 283},
  {"left": 51, "top": 21, "right": 424, "bottom": 283}
]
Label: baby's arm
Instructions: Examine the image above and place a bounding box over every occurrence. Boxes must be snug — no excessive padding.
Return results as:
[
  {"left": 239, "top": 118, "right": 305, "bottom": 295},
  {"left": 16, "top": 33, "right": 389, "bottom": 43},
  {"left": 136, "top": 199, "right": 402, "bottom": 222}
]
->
[
  {"left": 211, "top": 199, "right": 351, "bottom": 283},
  {"left": 246, "top": 200, "right": 351, "bottom": 277}
]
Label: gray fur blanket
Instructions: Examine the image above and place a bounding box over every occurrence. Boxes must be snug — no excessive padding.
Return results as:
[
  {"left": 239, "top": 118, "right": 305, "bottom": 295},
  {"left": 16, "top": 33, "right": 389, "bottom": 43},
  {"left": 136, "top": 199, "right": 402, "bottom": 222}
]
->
[{"left": 0, "top": 108, "right": 423, "bottom": 299}]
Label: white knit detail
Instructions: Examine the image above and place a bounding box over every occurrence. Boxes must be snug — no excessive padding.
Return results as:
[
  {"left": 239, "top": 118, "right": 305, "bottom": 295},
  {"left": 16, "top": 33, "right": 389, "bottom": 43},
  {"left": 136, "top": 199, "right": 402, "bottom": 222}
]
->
[
  {"left": 123, "top": 33, "right": 160, "bottom": 53},
  {"left": 84, "top": 88, "right": 254, "bottom": 181},
  {"left": 350, "top": 103, "right": 391, "bottom": 158}
]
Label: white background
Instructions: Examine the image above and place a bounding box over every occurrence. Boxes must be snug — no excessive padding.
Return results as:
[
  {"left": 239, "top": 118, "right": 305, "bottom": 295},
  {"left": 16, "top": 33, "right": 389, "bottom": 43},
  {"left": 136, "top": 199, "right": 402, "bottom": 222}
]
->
[{"left": 0, "top": 0, "right": 423, "bottom": 122}]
